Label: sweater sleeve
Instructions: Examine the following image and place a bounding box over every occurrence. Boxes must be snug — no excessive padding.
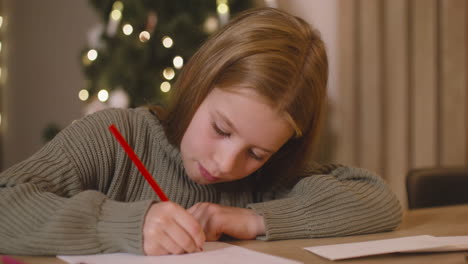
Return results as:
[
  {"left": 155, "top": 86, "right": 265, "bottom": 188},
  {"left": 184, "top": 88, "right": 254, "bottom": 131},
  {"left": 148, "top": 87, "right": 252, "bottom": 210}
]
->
[
  {"left": 0, "top": 109, "right": 153, "bottom": 255},
  {"left": 247, "top": 166, "right": 403, "bottom": 240}
]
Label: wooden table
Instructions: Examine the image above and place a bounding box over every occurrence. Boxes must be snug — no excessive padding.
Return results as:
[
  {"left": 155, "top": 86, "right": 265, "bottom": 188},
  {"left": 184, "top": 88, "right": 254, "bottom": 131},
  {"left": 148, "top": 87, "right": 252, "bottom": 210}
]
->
[{"left": 2, "top": 204, "right": 468, "bottom": 264}]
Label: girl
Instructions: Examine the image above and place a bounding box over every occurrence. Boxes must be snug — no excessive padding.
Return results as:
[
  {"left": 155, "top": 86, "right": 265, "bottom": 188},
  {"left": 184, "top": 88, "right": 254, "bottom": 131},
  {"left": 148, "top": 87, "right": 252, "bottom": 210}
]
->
[{"left": 0, "top": 7, "right": 402, "bottom": 256}]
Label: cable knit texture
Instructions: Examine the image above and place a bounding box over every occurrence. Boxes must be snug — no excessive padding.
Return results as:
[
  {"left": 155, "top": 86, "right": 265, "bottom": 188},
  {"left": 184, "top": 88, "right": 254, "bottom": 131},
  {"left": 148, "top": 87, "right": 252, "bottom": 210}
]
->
[{"left": 0, "top": 108, "right": 402, "bottom": 255}]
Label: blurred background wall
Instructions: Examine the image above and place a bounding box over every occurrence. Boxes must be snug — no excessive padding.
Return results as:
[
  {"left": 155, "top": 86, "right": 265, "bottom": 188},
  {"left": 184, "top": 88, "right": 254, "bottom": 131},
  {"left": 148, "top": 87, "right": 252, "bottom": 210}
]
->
[
  {"left": 334, "top": 0, "right": 467, "bottom": 208},
  {"left": 284, "top": 0, "right": 467, "bottom": 208},
  {"left": 1, "top": 0, "right": 98, "bottom": 168},
  {"left": 1, "top": 0, "right": 467, "bottom": 209}
]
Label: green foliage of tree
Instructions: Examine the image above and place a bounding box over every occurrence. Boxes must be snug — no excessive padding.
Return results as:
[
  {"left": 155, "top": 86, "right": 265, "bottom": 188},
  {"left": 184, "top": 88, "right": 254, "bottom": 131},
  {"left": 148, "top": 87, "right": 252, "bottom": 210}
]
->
[{"left": 82, "top": 0, "right": 253, "bottom": 107}]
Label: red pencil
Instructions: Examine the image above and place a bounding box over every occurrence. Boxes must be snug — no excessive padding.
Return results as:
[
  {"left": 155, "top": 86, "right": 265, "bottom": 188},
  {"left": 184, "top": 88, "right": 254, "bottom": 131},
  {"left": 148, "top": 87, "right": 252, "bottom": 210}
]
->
[{"left": 109, "top": 124, "right": 169, "bottom": 202}]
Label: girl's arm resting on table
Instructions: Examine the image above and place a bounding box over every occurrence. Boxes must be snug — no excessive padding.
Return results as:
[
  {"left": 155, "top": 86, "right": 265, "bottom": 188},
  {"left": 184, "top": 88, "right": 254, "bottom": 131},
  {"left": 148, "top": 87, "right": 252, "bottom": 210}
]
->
[
  {"left": 247, "top": 166, "right": 403, "bottom": 241},
  {"left": 188, "top": 166, "right": 401, "bottom": 242},
  {"left": 0, "top": 110, "right": 158, "bottom": 256},
  {"left": 0, "top": 135, "right": 153, "bottom": 256}
]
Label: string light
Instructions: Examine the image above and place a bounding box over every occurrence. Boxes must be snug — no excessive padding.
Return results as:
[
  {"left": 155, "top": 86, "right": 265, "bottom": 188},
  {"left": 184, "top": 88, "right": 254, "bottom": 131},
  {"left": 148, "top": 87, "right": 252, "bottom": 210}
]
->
[
  {"left": 98, "top": 89, "right": 109, "bottom": 102},
  {"left": 160, "top": 82, "right": 171, "bottom": 93},
  {"left": 112, "top": 1, "right": 124, "bottom": 11},
  {"left": 87, "top": 49, "right": 98, "bottom": 61},
  {"left": 204, "top": 16, "right": 219, "bottom": 33},
  {"left": 163, "top": 67, "right": 175, "bottom": 80},
  {"left": 139, "top": 31, "right": 150, "bottom": 42},
  {"left": 216, "top": 0, "right": 230, "bottom": 25},
  {"left": 173, "top": 56, "right": 184, "bottom": 69},
  {"left": 107, "top": 1, "right": 124, "bottom": 36},
  {"left": 0, "top": 42, "right": 2, "bottom": 53},
  {"left": 110, "top": 9, "right": 122, "bottom": 21},
  {"left": 122, "top": 24, "right": 133, "bottom": 35},
  {"left": 78, "top": 89, "right": 89, "bottom": 101},
  {"left": 162, "top": 36, "right": 173, "bottom": 48},
  {"left": 217, "top": 3, "right": 229, "bottom": 14},
  {"left": 0, "top": 16, "right": 3, "bottom": 29}
]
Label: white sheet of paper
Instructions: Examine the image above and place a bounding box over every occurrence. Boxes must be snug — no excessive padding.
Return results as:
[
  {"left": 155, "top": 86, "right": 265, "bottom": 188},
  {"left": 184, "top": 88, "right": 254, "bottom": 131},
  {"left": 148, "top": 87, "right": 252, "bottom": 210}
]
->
[
  {"left": 59, "top": 242, "right": 302, "bottom": 264},
  {"left": 401, "top": 236, "right": 468, "bottom": 253},
  {"left": 304, "top": 235, "right": 468, "bottom": 260}
]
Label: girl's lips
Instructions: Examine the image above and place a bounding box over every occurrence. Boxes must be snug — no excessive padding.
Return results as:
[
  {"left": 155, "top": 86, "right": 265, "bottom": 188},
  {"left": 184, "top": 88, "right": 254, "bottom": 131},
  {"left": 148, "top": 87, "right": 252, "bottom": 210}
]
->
[{"left": 198, "top": 164, "right": 218, "bottom": 182}]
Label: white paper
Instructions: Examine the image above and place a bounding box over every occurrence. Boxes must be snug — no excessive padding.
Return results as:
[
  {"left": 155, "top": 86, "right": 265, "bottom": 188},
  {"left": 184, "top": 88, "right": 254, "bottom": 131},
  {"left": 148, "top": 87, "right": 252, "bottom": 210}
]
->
[
  {"left": 401, "top": 236, "right": 468, "bottom": 252},
  {"left": 304, "top": 235, "right": 468, "bottom": 260},
  {"left": 59, "top": 242, "right": 302, "bottom": 264}
]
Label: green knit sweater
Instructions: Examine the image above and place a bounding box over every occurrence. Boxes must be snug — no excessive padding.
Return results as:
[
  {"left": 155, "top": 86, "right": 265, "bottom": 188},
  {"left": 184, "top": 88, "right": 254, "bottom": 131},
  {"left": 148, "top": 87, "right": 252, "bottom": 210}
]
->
[{"left": 0, "top": 108, "right": 402, "bottom": 255}]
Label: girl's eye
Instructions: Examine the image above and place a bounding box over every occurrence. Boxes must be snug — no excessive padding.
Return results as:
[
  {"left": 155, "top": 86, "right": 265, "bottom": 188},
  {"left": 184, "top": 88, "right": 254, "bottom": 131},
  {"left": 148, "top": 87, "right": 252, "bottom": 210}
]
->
[
  {"left": 249, "top": 150, "right": 264, "bottom": 161},
  {"left": 212, "top": 122, "right": 230, "bottom": 137},
  {"left": 211, "top": 121, "right": 264, "bottom": 161}
]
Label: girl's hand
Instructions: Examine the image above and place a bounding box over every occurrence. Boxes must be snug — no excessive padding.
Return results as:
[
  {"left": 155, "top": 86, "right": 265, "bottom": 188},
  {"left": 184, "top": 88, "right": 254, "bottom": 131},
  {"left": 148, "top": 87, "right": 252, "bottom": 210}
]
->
[
  {"left": 143, "top": 202, "right": 205, "bottom": 255},
  {"left": 187, "top": 202, "right": 265, "bottom": 241}
]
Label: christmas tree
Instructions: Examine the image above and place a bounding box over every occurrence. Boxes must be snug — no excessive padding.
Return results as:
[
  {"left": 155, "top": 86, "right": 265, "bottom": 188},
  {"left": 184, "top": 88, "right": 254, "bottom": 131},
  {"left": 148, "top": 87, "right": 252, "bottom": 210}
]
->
[{"left": 80, "top": 0, "right": 254, "bottom": 111}]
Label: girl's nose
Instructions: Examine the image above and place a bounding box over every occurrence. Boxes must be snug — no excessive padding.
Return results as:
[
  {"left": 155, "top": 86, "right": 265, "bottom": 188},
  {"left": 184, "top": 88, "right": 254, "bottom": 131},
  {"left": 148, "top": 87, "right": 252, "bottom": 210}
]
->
[{"left": 215, "top": 144, "right": 242, "bottom": 175}]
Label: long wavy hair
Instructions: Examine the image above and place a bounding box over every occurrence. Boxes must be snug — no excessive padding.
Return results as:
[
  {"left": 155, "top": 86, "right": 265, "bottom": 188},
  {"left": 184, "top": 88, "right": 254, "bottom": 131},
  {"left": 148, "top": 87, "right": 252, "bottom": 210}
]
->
[{"left": 152, "top": 7, "right": 328, "bottom": 190}]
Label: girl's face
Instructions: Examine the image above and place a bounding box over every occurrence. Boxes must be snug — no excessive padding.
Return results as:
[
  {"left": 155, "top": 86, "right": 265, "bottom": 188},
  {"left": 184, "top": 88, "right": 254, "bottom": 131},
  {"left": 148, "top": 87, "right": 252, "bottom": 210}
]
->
[{"left": 180, "top": 87, "right": 294, "bottom": 185}]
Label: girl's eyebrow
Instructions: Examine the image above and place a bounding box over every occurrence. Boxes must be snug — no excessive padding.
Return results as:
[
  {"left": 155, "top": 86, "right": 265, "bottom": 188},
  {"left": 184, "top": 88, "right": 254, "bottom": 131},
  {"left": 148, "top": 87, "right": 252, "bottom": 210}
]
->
[{"left": 215, "top": 110, "right": 273, "bottom": 154}]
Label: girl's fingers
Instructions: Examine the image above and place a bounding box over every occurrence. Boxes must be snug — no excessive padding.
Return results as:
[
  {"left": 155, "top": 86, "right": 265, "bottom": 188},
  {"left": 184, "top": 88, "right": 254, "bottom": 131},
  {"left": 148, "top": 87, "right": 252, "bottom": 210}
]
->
[
  {"left": 187, "top": 203, "right": 204, "bottom": 222},
  {"left": 187, "top": 203, "right": 221, "bottom": 241},
  {"left": 186, "top": 203, "right": 199, "bottom": 214},
  {"left": 163, "top": 218, "right": 201, "bottom": 253},
  {"left": 143, "top": 228, "right": 170, "bottom": 256},
  {"left": 144, "top": 215, "right": 199, "bottom": 255},
  {"left": 143, "top": 202, "right": 205, "bottom": 255},
  {"left": 159, "top": 229, "right": 188, "bottom": 254},
  {"left": 172, "top": 208, "right": 206, "bottom": 248}
]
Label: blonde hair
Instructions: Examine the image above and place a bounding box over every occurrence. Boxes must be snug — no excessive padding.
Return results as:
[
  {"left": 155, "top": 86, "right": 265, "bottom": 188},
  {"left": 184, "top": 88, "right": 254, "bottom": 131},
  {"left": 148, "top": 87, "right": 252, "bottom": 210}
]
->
[{"left": 155, "top": 7, "right": 328, "bottom": 189}]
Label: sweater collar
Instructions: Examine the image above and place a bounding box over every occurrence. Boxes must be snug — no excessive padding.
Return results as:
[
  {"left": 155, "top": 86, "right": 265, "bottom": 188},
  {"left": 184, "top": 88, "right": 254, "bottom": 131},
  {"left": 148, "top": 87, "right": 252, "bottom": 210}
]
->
[{"left": 136, "top": 107, "right": 183, "bottom": 162}]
